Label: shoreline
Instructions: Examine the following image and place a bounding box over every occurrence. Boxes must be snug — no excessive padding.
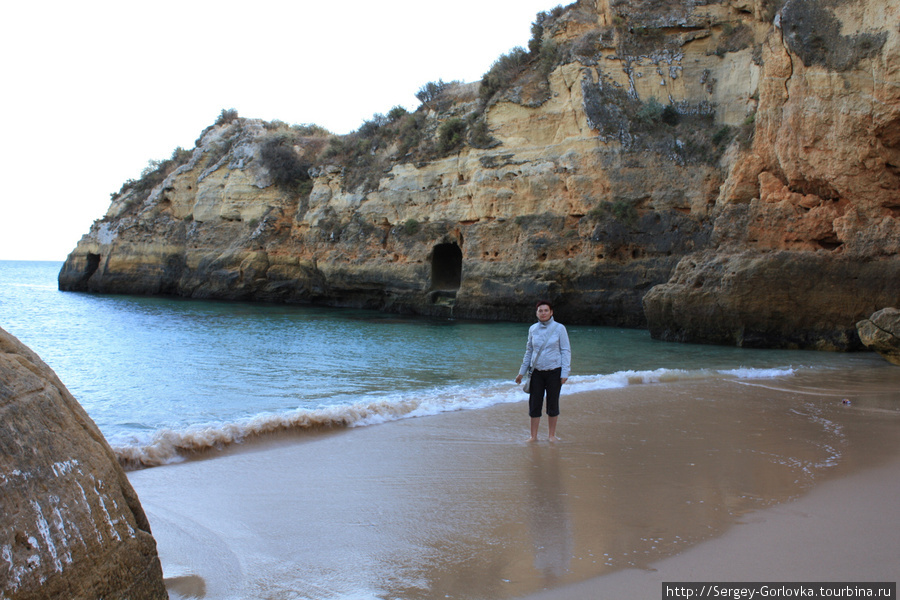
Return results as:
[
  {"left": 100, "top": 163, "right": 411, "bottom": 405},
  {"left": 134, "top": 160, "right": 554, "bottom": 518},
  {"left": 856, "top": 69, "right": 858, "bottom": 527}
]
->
[
  {"left": 128, "top": 367, "right": 900, "bottom": 600},
  {"left": 113, "top": 361, "right": 872, "bottom": 472},
  {"left": 521, "top": 451, "right": 900, "bottom": 600}
]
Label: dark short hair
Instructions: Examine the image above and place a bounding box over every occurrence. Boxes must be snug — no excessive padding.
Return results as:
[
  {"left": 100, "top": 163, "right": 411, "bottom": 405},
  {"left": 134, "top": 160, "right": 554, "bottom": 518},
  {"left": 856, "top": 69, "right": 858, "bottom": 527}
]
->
[{"left": 535, "top": 300, "right": 554, "bottom": 311}]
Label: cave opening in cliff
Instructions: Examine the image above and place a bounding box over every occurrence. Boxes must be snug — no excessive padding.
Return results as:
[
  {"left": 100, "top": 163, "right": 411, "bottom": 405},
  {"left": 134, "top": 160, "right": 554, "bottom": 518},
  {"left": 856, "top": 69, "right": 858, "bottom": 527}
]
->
[
  {"left": 84, "top": 253, "right": 101, "bottom": 281},
  {"left": 431, "top": 243, "right": 462, "bottom": 291}
]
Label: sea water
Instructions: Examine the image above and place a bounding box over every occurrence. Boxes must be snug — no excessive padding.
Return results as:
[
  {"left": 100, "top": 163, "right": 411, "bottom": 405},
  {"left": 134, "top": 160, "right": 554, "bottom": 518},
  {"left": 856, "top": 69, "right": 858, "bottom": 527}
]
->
[{"left": 0, "top": 260, "right": 867, "bottom": 468}]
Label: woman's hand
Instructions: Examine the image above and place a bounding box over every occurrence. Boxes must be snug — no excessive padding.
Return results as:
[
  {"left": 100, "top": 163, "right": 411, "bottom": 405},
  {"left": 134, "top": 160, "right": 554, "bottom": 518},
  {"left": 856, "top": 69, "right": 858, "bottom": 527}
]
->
[{"left": 515, "top": 374, "right": 523, "bottom": 384}]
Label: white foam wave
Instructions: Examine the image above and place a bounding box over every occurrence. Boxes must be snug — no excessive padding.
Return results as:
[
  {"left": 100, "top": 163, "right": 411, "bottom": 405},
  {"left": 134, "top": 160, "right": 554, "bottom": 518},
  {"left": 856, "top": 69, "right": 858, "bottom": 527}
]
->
[
  {"left": 717, "top": 366, "right": 796, "bottom": 379},
  {"left": 112, "top": 365, "right": 802, "bottom": 470},
  {"left": 8, "top": 282, "right": 57, "bottom": 290}
]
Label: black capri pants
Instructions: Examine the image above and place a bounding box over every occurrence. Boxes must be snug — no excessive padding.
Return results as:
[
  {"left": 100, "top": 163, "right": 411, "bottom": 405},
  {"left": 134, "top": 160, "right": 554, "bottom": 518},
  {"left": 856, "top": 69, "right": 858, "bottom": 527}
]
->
[{"left": 528, "top": 367, "right": 562, "bottom": 418}]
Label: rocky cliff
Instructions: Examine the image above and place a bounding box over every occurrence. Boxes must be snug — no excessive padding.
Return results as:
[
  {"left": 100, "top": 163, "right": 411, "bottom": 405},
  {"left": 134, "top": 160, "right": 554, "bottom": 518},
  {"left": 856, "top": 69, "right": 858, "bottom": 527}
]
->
[
  {"left": 0, "top": 327, "right": 168, "bottom": 600},
  {"left": 59, "top": 0, "right": 900, "bottom": 348},
  {"left": 643, "top": 0, "right": 900, "bottom": 349}
]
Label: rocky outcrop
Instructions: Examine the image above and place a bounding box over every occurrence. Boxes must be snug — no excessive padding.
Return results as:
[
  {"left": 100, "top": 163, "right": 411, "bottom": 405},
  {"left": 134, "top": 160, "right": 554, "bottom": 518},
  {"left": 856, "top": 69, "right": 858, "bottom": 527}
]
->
[
  {"left": 857, "top": 308, "right": 900, "bottom": 364},
  {"left": 643, "top": 251, "right": 900, "bottom": 350},
  {"left": 0, "top": 327, "right": 167, "bottom": 600},
  {"left": 60, "top": 0, "right": 900, "bottom": 348},
  {"left": 643, "top": 0, "right": 900, "bottom": 348}
]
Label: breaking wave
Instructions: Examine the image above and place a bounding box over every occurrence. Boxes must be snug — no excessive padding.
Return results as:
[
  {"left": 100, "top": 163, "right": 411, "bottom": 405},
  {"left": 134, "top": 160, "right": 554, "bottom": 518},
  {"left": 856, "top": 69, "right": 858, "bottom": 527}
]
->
[{"left": 112, "top": 365, "right": 800, "bottom": 470}]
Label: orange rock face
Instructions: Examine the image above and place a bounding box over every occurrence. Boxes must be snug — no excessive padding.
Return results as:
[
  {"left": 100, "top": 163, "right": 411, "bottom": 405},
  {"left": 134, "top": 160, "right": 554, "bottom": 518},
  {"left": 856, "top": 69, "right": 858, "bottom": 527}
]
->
[
  {"left": 719, "top": 5, "right": 900, "bottom": 257},
  {"left": 644, "top": 0, "right": 900, "bottom": 349}
]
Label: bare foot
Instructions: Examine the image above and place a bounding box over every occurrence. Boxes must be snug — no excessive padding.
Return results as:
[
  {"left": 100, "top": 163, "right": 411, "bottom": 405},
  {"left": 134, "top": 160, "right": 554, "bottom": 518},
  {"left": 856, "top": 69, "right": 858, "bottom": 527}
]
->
[
  {"left": 548, "top": 435, "right": 559, "bottom": 442},
  {"left": 526, "top": 436, "right": 538, "bottom": 443}
]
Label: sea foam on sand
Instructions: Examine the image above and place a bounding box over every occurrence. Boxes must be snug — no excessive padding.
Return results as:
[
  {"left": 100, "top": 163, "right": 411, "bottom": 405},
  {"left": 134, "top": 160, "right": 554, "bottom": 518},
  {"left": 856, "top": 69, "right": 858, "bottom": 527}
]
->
[{"left": 116, "top": 366, "right": 804, "bottom": 470}]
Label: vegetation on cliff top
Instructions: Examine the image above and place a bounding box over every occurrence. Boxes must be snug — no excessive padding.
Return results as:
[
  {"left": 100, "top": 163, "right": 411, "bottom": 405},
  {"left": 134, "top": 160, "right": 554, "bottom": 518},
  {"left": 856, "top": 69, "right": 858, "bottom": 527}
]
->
[
  {"left": 113, "top": 0, "right": 752, "bottom": 205},
  {"left": 113, "top": 145, "right": 193, "bottom": 203},
  {"left": 316, "top": 4, "right": 568, "bottom": 190},
  {"left": 114, "top": 4, "right": 572, "bottom": 200}
]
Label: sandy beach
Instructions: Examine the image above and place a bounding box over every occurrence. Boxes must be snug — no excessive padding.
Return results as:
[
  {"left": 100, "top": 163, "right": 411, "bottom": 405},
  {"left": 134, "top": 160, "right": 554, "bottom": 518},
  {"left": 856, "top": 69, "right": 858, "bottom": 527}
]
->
[
  {"left": 524, "top": 453, "right": 900, "bottom": 600},
  {"left": 128, "top": 363, "right": 900, "bottom": 600}
]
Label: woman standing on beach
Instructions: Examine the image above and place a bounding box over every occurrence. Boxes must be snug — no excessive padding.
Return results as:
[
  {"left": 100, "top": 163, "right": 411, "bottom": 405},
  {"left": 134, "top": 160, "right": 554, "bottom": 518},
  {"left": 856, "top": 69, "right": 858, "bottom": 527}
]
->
[{"left": 516, "top": 301, "right": 571, "bottom": 442}]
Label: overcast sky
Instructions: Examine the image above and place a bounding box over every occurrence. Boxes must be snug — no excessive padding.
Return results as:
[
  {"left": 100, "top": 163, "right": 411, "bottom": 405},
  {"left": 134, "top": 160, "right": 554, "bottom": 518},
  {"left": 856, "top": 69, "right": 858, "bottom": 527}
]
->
[{"left": 0, "top": 0, "right": 560, "bottom": 261}]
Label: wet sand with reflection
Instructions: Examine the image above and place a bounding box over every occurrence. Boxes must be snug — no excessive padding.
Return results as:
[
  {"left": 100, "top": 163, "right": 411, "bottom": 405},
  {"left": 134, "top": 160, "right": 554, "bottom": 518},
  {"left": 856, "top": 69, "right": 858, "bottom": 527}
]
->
[{"left": 128, "top": 362, "right": 900, "bottom": 600}]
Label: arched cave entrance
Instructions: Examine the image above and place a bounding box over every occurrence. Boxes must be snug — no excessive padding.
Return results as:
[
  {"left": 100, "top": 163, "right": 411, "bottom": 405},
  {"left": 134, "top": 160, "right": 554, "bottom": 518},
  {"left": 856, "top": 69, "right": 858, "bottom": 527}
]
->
[
  {"left": 83, "top": 253, "right": 101, "bottom": 282},
  {"left": 430, "top": 243, "right": 462, "bottom": 291}
]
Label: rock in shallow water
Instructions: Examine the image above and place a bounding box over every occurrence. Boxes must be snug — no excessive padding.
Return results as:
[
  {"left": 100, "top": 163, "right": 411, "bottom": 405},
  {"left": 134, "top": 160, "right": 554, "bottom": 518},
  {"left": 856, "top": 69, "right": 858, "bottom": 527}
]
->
[
  {"left": 857, "top": 308, "right": 900, "bottom": 366},
  {"left": 642, "top": 250, "right": 900, "bottom": 350}
]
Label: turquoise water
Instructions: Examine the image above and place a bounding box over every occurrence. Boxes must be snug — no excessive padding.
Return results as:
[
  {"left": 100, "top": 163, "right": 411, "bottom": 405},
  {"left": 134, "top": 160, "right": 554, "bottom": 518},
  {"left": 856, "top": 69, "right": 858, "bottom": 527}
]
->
[{"left": 0, "top": 260, "right": 866, "bottom": 467}]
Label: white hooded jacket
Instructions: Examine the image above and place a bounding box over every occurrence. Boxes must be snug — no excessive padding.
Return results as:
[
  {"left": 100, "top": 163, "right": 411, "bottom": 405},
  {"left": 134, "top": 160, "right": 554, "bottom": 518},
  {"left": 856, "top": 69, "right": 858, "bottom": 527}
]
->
[{"left": 519, "top": 317, "right": 571, "bottom": 379}]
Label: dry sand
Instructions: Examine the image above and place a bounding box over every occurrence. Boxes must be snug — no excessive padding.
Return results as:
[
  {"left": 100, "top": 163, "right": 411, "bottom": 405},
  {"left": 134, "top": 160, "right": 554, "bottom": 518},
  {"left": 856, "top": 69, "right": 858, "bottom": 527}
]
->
[{"left": 128, "top": 364, "right": 900, "bottom": 600}]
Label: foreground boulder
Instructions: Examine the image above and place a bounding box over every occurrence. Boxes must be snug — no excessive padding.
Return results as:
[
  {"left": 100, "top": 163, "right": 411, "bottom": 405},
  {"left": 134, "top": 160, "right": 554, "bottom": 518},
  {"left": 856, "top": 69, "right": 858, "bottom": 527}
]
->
[
  {"left": 857, "top": 308, "right": 900, "bottom": 365},
  {"left": 0, "top": 327, "right": 167, "bottom": 600}
]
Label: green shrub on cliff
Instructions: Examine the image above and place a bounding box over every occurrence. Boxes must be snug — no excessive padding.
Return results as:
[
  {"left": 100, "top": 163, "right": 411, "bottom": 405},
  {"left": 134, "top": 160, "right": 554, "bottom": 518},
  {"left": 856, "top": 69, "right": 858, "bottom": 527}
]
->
[
  {"left": 170, "top": 146, "right": 193, "bottom": 166},
  {"left": 322, "top": 123, "right": 386, "bottom": 191},
  {"left": 323, "top": 100, "right": 473, "bottom": 190},
  {"left": 387, "top": 106, "right": 409, "bottom": 122},
  {"left": 215, "top": 108, "right": 239, "bottom": 126},
  {"left": 712, "top": 126, "right": 733, "bottom": 146},
  {"left": 322, "top": 111, "right": 406, "bottom": 190},
  {"left": 416, "top": 80, "right": 450, "bottom": 106},
  {"left": 479, "top": 47, "right": 530, "bottom": 103},
  {"left": 538, "top": 40, "right": 561, "bottom": 77},
  {"left": 737, "top": 112, "right": 756, "bottom": 149},
  {"left": 636, "top": 98, "right": 664, "bottom": 124},
  {"left": 402, "top": 218, "right": 420, "bottom": 235},
  {"left": 397, "top": 112, "right": 427, "bottom": 156},
  {"left": 634, "top": 96, "right": 683, "bottom": 130},
  {"left": 467, "top": 115, "right": 497, "bottom": 149},
  {"left": 259, "top": 135, "right": 312, "bottom": 195},
  {"left": 529, "top": 6, "right": 565, "bottom": 54},
  {"left": 479, "top": 6, "right": 567, "bottom": 105},
  {"left": 116, "top": 145, "right": 194, "bottom": 202},
  {"left": 437, "top": 118, "right": 466, "bottom": 154},
  {"left": 529, "top": 13, "right": 547, "bottom": 54},
  {"left": 292, "top": 123, "right": 332, "bottom": 137}
]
